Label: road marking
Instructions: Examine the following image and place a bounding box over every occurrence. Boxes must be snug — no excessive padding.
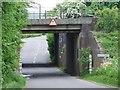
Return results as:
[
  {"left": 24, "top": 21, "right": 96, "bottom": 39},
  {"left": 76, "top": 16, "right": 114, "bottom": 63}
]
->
[
  {"left": 26, "top": 77, "right": 30, "bottom": 79},
  {"left": 22, "top": 74, "right": 31, "bottom": 77},
  {"left": 33, "top": 61, "right": 35, "bottom": 63},
  {"left": 33, "top": 42, "right": 41, "bottom": 63}
]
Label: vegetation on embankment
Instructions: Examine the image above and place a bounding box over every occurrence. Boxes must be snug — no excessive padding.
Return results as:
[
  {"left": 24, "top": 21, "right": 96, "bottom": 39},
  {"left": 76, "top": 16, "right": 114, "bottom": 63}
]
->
[
  {"left": 82, "top": 31, "right": 118, "bottom": 87},
  {"left": 21, "top": 34, "right": 42, "bottom": 38},
  {"left": 82, "top": 7, "right": 119, "bottom": 87},
  {"left": 2, "top": 2, "right": 28, "bottom": 88},
  {"left": 46, "top": 34, "right": 55, "bottom": 63}
]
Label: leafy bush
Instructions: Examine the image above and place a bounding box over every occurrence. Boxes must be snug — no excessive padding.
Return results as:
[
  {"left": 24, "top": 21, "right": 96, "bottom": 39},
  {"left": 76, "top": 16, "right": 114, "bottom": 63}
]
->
[
  {"left": 2, "top": 2, "right": 28, "bottom": 88},
  {"left": 79, "top": 48, "right": 91, "bottom": 75},
  {"left": 2, "top": 71, "right": 26, "bottom": 88},
  {"left": 95, "top": 7, "right": 118, "bottom": 32},
  {"left": 47, "top": 1, "right": 87, "bottom": 18},
  {"left": 46, "top": 34, "right": 55, "bottom": 63}
]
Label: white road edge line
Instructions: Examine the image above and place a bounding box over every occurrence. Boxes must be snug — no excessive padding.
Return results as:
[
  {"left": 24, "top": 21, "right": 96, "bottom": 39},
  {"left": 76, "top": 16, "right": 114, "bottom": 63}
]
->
[{"left": 33, "top": 61, "right": 35, "bottom": 63}]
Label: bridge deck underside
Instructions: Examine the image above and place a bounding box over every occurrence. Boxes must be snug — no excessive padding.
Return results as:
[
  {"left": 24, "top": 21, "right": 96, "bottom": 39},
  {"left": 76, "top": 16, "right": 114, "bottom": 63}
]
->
[{"left": 22, "top": 25, "right": 81, "bottom": 33}]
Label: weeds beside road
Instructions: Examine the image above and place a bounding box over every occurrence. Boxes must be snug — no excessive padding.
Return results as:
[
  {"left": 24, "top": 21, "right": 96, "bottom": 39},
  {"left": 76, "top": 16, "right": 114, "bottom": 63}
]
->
[{"left": 82, "top": 31, "right": 118, "bottom": 87}]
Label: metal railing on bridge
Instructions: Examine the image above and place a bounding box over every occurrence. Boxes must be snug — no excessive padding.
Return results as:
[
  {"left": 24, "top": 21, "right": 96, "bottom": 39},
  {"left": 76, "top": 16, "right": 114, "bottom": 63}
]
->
[
  {"left": 28, "top": 3, "right": 94, "bottom": 20},
  {"left": 28, "top": 11, "right": 94, "bottom": 19},
  {"left": 28, "top": 13, "right": 46, "bottom": 19},
  {"left": 28, "top": 12, "right": 66, "bottom": 19}
]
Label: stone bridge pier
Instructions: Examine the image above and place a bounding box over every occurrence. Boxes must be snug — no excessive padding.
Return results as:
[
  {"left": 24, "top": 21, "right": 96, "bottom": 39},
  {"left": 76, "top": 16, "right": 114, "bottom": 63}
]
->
[
  {"left": 54, "top": 33, "right": 79, "bottom": 76},
  {"left": 54, "top": 33, "right": 59, "bottom": 66},
  {"left": 66, "top": 33, "right": 79, "bottom": 76}
]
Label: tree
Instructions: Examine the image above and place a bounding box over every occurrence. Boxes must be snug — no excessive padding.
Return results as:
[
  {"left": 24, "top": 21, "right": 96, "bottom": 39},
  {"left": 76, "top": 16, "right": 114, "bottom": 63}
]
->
[
  {"left": 2, "top": 2, "right": 28, "bottom": 88},
  {"left": 83, "top": 2, "right": 119, "bottom": 16},
  {"left": 95, "top": 7, "right": 118, "bottom": 32},
  {"left": 47, "top": 1, "right": 87, "bottom": 18}
]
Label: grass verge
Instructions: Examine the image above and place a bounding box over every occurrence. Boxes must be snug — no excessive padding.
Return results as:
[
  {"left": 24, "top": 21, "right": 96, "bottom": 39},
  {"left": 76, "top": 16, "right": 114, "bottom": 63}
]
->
[
  {"left": 2, "top": 72, "right": 26, "bottom": 89},
  {"left": 82, "top": 73, "right": 118, "bottom": 87}
]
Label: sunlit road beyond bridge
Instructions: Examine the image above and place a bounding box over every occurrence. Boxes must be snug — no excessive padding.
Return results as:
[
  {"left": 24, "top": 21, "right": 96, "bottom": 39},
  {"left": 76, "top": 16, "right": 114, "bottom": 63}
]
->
[{"left": 21, "top": 36, "right": 112, "bottom": 88}]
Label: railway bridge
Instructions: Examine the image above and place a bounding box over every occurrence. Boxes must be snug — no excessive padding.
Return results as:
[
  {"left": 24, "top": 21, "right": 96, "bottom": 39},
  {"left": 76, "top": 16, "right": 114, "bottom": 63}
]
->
[{"left": 22, "top": 17, "right": 98, "bottom": 76}]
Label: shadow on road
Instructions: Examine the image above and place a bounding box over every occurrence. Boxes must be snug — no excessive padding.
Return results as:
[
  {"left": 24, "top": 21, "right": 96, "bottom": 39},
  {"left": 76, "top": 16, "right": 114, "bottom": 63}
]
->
[
  {"left": 22, "top": 72, "right": 68, "bottom": 79},
  {"left": 22, "top": 63, "right": 68, "bottom": 79},
  {"left": 22, "top": 63, "right": 56, "bottom": 68}
]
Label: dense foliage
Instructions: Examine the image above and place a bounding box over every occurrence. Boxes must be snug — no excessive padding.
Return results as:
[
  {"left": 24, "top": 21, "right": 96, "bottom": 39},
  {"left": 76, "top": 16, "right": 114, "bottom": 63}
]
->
[
  {"left": 47, "top": 1, "right": 88, "bottom": 18},
  {"left": 2, "top": 2, "right": 28, "bottom": 88},
  {"left": 95, "top": 7, "right": 118, "bottom": 32},
  {"left": 84, "top": 2, "right": 118, "bottom": 14},
  {"left": 47, "top": 1, "right": 119, "bottom": 18},
  {"left": 79, "top": 48, "right": 91, "bottom": 75},
  {"left": 0, "top": 2, "right": 2, "bottom": 89},
  {"left": 46, "top": 34, "right": 55, "bottom": 63}
]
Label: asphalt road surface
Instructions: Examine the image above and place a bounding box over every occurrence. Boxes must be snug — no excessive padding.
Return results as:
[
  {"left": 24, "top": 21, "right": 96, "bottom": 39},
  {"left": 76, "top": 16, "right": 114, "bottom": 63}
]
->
[{"left": 20, "top": 36, "right": 113, "bottom": 88}]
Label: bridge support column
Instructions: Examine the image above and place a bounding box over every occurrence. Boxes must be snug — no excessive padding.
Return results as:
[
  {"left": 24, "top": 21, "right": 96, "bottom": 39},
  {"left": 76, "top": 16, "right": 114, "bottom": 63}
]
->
[
  {"left": 54, "top": 33, "right": 59, "bottom": 66},
  {"left": 66, "top": 33, "right": 79, "bottom": 76}
]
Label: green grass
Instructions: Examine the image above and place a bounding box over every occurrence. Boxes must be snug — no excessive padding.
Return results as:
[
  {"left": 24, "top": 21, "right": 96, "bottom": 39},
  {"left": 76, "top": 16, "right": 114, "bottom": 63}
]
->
[
  {"left": 82, "top": 74, "right": 118, "bottom": 87},
  {"left": 3, "top": 76, "right": 25, "bottom": 89},
  {"left": 21, "top": 34, "right": 42, "bottom": 38},
  {"left": 2, "top": 71, "right": 26, "bottom": 89},
  {"left": 82, "top": 31, "right": 118, "bottom": 87},
  {"left": 94, "top": 31, "right": 118, "bottom": 57},
  {"left": 59, "top": 64, "right": 66, "bottom": 72}
]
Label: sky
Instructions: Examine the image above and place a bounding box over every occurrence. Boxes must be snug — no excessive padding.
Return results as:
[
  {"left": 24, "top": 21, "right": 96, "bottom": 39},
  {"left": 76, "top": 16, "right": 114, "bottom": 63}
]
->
[{"left": 28, "top": 0, "right": 64, "bottom": 13}]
